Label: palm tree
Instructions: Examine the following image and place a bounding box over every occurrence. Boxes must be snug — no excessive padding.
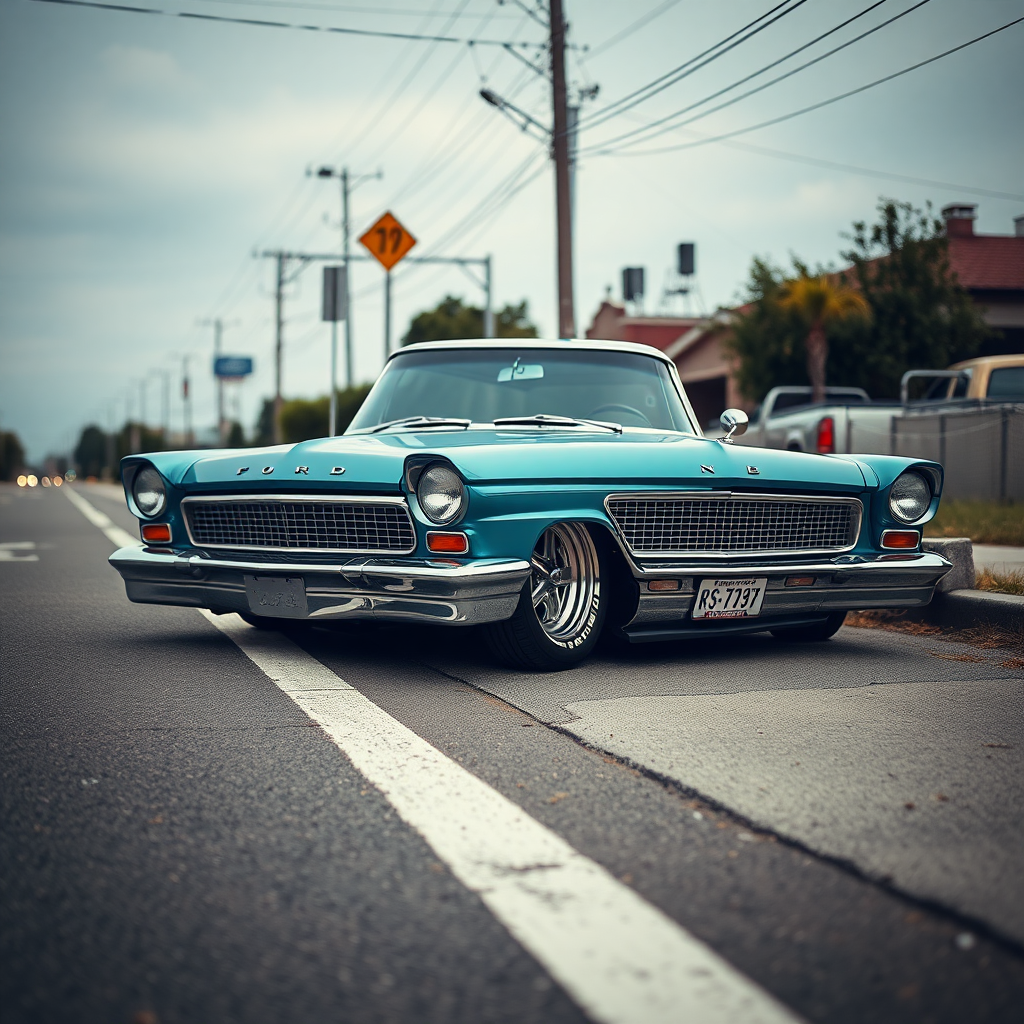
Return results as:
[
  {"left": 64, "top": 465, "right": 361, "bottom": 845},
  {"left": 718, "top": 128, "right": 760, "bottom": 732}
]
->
[{"left": 777, "top": 275, "right": 870, "bottom": 404}]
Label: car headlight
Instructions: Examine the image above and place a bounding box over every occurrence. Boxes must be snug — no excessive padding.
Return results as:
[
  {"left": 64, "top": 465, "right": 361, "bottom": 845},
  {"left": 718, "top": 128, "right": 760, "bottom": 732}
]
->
[
  {"left": 132, "top": 465, "right": 167, "bottom": 517},
  {"left": 417, "top": 464, "right": 466, "bottom": 525},
  {"left": 888, "top": 471, "right": 930, "bottom": 523}
]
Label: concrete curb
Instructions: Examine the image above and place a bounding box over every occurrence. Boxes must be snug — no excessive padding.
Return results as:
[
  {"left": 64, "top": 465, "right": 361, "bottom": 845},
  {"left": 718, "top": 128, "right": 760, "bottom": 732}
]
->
[
  {"left": 928, "top": 589, "right": 1024, "bottom": 634},
  {"left": 889, "top": 538, "right": 1024, "bottom": 637}
]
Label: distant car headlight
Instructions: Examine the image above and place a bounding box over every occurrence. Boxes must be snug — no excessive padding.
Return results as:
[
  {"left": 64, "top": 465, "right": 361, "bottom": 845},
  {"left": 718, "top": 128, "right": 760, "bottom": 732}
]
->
[
  {"left": 888, "top": 471, "right": 930, "bottom": 523},
  {"left": 132, "top": 466, "right": 167, "bottom": 517},
  {"left": 417, "top": 464, "right": 466, "bottom": 525}
]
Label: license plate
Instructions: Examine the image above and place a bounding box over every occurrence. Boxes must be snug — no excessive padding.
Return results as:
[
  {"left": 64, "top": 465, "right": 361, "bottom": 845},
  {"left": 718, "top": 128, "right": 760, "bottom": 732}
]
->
[
  {"left": 244, "top": 576, "right": 308, "bottom": 618},
  {"left": 692, "top": 578, "right": 768, "bottom": 619}
]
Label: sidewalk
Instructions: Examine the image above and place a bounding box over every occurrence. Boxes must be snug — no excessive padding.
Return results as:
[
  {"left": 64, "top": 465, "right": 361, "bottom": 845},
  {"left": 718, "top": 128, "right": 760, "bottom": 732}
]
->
[{"left": 973, "top": 544, "right": 1024, "bottom": 574}]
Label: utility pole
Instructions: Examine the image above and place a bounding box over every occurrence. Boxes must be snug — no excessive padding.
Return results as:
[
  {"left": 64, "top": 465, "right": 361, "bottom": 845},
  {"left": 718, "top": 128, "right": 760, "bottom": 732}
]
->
[
  {"left": 127, "top": 390, "right": 139, "bottom": 455},
  {"left": 151, "top": 369, "right": 170, "bottom": 442},
  {"left": 105, "top": 403, "right": 116, "bottom": 479},
  {"left": 199, "top": 317, "right": 234, "bottom": 445},
  {"left": 484, "top": 255, "right": 494, "bottom": 338},
  {"left": 214, "top": 319, "right": 223, "bottom": 443},
  {"left": 274, "top": 253, "right": 285, "bottom": 444},
  {"left": 182, "top": 355, "right": 194, "bottom": 447},
  {"left": 314, "top": 166, "right": 381, "bottom": 386},
  {"left": 549, "top": 0, "right": 575, "bottom": 338}
]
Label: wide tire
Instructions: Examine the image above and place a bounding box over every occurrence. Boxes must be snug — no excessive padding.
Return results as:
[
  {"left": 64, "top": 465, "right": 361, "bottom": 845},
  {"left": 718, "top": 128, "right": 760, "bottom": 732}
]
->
[
  {"left": 485, "top": 522, "right": 606, "bottom": 671},
  {"left": 771, "top": 610, "right": 847, "bottom": 642}
]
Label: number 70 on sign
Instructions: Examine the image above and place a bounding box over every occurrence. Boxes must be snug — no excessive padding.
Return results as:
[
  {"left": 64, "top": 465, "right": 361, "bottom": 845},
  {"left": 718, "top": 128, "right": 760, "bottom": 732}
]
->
[{"left": 359, "top": 211, "right": 417, "bottom": 271}]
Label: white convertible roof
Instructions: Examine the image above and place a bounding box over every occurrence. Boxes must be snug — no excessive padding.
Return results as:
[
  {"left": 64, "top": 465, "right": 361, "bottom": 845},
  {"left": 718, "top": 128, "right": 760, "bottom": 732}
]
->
[{"left": 394, "top": 338, "right": 677, "bottom": 367}]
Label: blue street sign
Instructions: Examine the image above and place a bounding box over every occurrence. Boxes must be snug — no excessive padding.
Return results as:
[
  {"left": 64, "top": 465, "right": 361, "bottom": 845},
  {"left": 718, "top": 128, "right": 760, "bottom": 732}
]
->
[{"left": 214, "top": 356, "right": 253, "bottom": 379}]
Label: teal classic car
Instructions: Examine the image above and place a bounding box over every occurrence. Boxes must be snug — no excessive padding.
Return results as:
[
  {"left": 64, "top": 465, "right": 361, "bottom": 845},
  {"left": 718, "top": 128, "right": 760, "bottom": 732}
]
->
[{"left": 110, "top": 340, "right": 951, "bottom": 670}]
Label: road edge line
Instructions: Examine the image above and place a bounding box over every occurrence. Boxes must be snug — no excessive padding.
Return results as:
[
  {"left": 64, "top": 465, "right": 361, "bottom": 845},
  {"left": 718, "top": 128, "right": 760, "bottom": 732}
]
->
[
  {"left": 64, "top": 485, "right": 141, "bottom": 549},
  {"left": 198, "top": 608, "right": 802, "bottom": 1024}
]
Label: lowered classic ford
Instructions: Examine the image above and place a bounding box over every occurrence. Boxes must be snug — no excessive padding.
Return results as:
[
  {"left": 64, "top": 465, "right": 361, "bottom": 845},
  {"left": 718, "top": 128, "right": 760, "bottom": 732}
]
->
[{"left": 110, "top": 340, "right": 951, "bottom": 670}]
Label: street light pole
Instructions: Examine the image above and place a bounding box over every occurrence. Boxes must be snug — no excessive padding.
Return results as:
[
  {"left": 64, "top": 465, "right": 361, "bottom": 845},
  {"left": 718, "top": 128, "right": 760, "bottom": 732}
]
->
[
  {"left": 341, "top": 168, "right": 352, "bottom": 389},
  {"left": 314, "top": 166, "right": 381, "bottom": 387}
]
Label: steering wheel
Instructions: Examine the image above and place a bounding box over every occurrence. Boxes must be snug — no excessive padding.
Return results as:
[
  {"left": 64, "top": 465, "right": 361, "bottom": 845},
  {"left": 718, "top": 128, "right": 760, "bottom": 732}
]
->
[{"left": 587, "top": 403, "right": 652, "bottom": 427}]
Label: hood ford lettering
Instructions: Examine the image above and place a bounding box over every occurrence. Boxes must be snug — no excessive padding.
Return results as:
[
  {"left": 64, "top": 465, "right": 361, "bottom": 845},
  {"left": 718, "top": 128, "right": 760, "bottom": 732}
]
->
[
  {"left": 236, "top": 466, "right": 249, "bottom": 475},
  {"left": 295, "top": 466, "right": 309, "bottom": 475},
  {"left": 262, "top": 466, "right": 274, "bottom": 475},
  {"left": 330, "top": 466, "right": 346, "bottom": 475},
  {"left": 747, "top": 466, "right": 760, "bottom": 475},
  {"left": 700, "top": 464, "right": 715, "bottom": 474}
]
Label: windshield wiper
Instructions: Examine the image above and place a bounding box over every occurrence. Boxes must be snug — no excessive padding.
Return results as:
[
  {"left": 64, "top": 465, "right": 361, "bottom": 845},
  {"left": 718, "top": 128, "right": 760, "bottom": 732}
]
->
[
  {"left": 492, "top": 414, "right": 622, "bottom": 434},
  {"left": 369, "top": 416, "right": 472, "bottom": 433}
]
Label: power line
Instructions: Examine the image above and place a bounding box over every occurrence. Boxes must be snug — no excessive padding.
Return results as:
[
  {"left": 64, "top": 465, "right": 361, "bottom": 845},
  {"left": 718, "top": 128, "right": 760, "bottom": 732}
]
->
[
  {"left": 269, "top": 0, "right": 461, "bottom": 269},
  {"left": 589, "top": 15, "right": 1024, "bottom": 158},
  {"left": 178, "top": 0, "right": 520, "bottom": 18},
  {"left": 359, "top": 6, "right": 476, "bottom": 168},
  {"left": 578, "top": 0, "right": 810, "bottom": 132},
  {"left": 319, "top": 0, "right": 470, "bottom": 165},
  {"left": 583, "top": 0, "right": 684, "bottom": 59},
  {"left": 28, "top": 0, "right": 534, "bottom": 45},
  {"left": 586, "top": 0, "right": 915, "bottom": 153},
  {"left": 685, "top": 133, "right": 1024, "bottom": 203}
]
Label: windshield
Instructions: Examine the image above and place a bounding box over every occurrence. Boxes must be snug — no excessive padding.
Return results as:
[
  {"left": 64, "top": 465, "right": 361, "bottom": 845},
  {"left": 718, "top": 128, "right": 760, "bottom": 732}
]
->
[{"left": 348, "top": 347, "right": 695, "bottom": 433}]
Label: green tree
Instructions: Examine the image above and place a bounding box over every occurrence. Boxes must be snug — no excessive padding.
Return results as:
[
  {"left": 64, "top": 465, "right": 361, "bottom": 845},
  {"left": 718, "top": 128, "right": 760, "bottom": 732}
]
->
[
  {"left": 777, "top": 274, "right": 870, "bottom": 404},
  {"left": 0, "top": 430, "right": 26, "bottom": 481},
  {"left": 727, "top": 257, "right": 809, "bottom": 402},
  {"left": 276, "top": 385, "right": 374, "bottom": 445},
  {"left": 833, "top": 199, "right": 990, "bottom": 396},
  {"left": 226, "top": 421, "right": 245, "bottom": 447},
  {"left": 74, "top": 425, "right": 108, "bottom": 478},
  {"left": 727, "top": 199, "right": 990, "bottom": 402},
  {"left": 114, "top": 423, "right": 166, "bottom": 463},
  {"left": 402, "top": 295, "right": 538, "bottom": 345},
  {"left": 252, "top": 399, "right": 276, "bottom": 447}
]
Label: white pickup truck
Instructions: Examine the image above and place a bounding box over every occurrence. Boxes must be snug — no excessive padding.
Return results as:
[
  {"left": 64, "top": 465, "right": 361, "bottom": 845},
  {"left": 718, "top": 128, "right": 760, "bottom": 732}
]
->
[
  {"left": 733, "top": 386, "right": 897, "bottom": 454},
  {"left": 732, "top": 355, "right": 1024, "bottom": 455}
]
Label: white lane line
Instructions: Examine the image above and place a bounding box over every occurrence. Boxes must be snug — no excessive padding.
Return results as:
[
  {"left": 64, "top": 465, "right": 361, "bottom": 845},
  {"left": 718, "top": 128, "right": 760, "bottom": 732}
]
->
[
  {"left": 0, "top": 543, "right": 39, "bottom": 562},
  {"left": 64, "top": 486, "right": 141, "bottom": 549},
  {"left": 200, "top": 609, "right": 801, "bottom": 1024}
]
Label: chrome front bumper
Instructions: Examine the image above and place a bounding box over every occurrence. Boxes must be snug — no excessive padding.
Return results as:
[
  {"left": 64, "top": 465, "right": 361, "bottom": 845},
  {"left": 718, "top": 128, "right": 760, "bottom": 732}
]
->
[
  {"left": 109, "top": 547, "right": 531, "bottom": 625},
  {"left": 624, "top": 551, "right": 952, "bottom": 637},
  {"left": 109, "top": 546, "right": 951, "bottom": 635}
]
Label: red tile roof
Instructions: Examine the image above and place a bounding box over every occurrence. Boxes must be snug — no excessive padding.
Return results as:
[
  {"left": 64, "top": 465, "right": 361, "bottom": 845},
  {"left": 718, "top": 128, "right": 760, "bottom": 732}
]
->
[{"left": 947, "top": 234, "right": 1024, "bottom": 291}]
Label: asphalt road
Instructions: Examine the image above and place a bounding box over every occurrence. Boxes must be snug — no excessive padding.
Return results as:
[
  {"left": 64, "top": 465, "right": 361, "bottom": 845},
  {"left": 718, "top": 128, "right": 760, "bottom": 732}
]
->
[{"left": 2, "top": 482, "right": 1022, "bottom": 1024}]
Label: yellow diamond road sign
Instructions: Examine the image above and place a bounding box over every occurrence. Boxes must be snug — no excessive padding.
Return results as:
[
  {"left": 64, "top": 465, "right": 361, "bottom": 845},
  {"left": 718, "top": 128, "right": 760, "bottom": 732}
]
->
[{"left": 359, "top": 211, "right": 417, "bottom": 272}]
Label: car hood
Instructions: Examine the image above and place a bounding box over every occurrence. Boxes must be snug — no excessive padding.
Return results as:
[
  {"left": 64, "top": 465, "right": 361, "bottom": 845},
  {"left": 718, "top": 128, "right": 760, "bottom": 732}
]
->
[{"left": 145, "top": 429, "right": 868, "bottom": 493}]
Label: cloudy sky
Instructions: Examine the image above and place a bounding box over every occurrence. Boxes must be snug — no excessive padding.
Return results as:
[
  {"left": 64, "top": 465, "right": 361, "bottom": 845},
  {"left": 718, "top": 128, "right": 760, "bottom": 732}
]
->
[{"left": 1, "top": 0, "right": 1021, "bottom": 460}]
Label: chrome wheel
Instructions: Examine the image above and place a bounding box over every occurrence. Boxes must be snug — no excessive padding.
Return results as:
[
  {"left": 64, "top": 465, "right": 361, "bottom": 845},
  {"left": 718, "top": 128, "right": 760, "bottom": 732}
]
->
[{"left": 529, "top": 523, "right": 600, "bottom": 643}]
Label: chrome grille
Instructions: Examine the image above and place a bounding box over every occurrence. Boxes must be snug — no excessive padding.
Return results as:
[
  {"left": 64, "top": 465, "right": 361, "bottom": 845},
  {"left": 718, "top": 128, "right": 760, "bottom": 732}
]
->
[
  {"left": 606, "top": 493, "right": 861, "bottom": 557},
  {"left": 183, "top": 497, "right": 416, "bottom": 554}
]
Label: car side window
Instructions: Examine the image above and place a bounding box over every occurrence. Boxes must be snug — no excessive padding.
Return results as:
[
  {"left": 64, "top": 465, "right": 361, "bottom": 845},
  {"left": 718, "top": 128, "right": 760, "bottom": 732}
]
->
[
  {"left": 952, "top": 370, "right": 972, "bottom": 398},
  {"left": 987, "top": 366, "right": 1024, "bottom": 399}
]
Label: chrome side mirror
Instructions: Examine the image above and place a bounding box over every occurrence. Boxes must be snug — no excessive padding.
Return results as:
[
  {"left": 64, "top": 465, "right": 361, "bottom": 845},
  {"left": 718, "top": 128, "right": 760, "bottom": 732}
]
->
[{"left": 719, "top": 408, "right": 748, "bottom": 443}]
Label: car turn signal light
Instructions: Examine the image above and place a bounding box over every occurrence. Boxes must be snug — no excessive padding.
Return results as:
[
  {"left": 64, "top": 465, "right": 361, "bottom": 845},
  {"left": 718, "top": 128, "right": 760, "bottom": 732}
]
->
[
  {"left": 880, "top": 529, "right": 920, "bottom": 549},
  {"left": 141, "top": 523, "right": 172, "bottom": 544},
  {"left": 817, "top": 416, "right": 835, "bottom": 454},
  {"left": 426, "top": 531, "right": 469, "bottom": 554},
  {"left": 785, "top": 576, "right": 816, "bottom": 587}
]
